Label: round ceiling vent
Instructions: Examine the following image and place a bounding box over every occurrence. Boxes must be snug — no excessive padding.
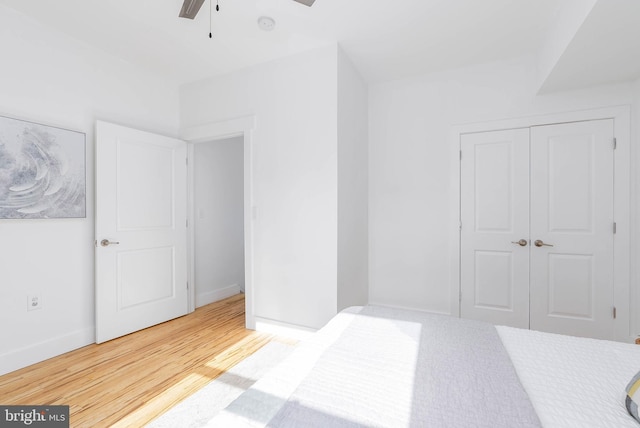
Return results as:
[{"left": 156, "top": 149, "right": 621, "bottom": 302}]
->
[{"left": 257, "top": 16, "right": 276, "bottom": 31}]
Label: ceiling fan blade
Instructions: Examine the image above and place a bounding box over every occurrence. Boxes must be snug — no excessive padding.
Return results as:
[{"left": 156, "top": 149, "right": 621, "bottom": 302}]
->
[
  {"left": 292, "top": 0, "right": 316, "bottom": 6},
  {"left": 179, "top": 0, "right": 206, "bottom": 19}
]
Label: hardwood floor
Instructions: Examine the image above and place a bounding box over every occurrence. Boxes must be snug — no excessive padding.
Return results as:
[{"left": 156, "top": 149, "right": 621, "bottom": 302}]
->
[{"left": 0, "top": 294, "right": 289, "bottom": 427}]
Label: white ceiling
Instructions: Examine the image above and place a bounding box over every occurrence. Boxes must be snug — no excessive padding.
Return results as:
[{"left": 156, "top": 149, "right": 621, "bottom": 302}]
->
[{"left": 1, "top": 0, "right": 639, "bottom": 90}]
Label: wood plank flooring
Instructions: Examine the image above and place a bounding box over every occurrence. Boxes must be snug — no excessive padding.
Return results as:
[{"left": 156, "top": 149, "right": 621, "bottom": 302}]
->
[{"left": 0, "top": 294, "right": 289, "bottom": 427}]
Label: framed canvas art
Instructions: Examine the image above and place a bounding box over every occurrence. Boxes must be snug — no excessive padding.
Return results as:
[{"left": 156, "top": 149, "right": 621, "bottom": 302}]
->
[{"left": 0, "top": 115, "right": 86, "bottom": 219}]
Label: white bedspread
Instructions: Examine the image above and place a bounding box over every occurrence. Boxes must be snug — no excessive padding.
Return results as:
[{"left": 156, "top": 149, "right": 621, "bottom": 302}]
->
[
  {"left": 208, "top": 308, "right": 640, "bottom": 427},
  {"left": 497, "top": 326, "right": 640, "bottom": 428},
  {"left": 267, "top": 305, "right": 540, "bottom": 427},
  {"left": 207, "top": 308, "right": 363, "bottom": 427}
]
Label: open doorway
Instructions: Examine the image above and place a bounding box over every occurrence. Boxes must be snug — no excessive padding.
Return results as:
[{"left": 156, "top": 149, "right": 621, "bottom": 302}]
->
[
  {"left": 184, "top": 115, "right": 256, "bottom": 329},
  {"left": 193, "top": 136, "right": 245, "bottom": 306}
]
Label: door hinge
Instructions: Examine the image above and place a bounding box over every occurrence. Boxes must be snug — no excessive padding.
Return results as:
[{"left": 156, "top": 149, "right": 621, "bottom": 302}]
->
[
  {"left": 459, "top": 221, "right": 462, "bottom": 231},
  {"left": 613, "top": 138, "right": 617, "bottom": 150},
  {"left": 186, "top": 157, "right": 189, "bottom": 165},
  {"left": 460, "top": 150, "right": 462, "bottom": 160},
  {"left": 613, "top": 222, "right": 617, "bottom": 234},
  {"left": 613, "top": 306, "right": 617, "bottom": 319}
]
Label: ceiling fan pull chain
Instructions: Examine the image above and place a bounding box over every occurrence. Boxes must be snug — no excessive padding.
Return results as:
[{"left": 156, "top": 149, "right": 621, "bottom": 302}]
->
[
  {"left": 209, "top": 0, "right": 212, "bottom": 38},
  {"left": 216, "top": 0, "right": 220, "bottom": 12}
]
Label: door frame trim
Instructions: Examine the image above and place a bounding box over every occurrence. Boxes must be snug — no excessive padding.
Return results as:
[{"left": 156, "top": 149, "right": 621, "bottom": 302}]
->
[
  {"left": 450, "top": 105, "right": 631, "bottom": 342},
  {"left": 181, "top": 115, "right": 257, "bottom": 329}
]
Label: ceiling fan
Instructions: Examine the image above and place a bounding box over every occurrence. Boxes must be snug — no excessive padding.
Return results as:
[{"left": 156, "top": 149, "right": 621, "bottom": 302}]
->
[{"left": 179, "top": 0, "right": 317, "bottom": 20}]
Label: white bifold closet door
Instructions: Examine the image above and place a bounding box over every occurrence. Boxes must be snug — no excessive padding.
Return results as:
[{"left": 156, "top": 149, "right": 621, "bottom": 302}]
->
[{"left": 460, "top": 119, "right": 615, "bottom": 339}]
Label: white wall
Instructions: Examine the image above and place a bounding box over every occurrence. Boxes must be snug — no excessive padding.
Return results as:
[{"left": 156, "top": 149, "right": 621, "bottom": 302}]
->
[
  {"left": 536, "top": 0, "right": 597, "bottom": 91},
  {"left": 337, "top": 48, "right": 369, "bottom": 310},
  {"left": 633, "top": 76, "right": 640, "bottom": 339},
  {"left": 369, "top": 55, "right": 637, "bottom": 317},
  {"left": 194, "top": 137, "right": 245, "bottom": 306},
  {"left": 0, "top": 5, "right": 180, "bottom": 375},
  {"left": 181, "top": 45, "right": 339, "bottom": 329}
]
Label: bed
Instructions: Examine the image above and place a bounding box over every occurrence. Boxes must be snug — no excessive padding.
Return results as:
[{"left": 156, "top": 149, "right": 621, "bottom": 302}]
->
[{"left": 206, "top": 306, "right": 640, "bottom": 427}]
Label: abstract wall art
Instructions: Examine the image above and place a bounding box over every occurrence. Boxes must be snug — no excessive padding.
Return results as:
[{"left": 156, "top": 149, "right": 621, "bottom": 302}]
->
[{"left": 0, "top": 115, "right": 86, "bottom": 219}]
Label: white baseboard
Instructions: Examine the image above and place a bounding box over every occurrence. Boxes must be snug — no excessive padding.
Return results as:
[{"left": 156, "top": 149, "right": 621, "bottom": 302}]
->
[
  {"left": 196, "top": 284, "right": 241, "bottom": 308},
  {"left": 367, "top": 301, "right": 452, "bottom": 316},
  {"left": 254, "top": 317, "right": 317, "bottom": 341},
  {"left": 0, "top": 327, "right": 95, "bottom": 376}
]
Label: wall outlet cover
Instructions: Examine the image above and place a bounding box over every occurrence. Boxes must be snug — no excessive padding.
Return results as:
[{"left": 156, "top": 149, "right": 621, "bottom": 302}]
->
[{"left": 28, "top": 294, "right": 42, "bottom": 311}]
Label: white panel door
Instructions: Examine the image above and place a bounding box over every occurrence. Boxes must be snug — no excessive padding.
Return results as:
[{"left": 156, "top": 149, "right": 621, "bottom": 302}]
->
[
  {"left": 460, "top": 128, "right": 530, "bottom": 328},
  {"left": 96, "top": 121, "right": 188, "bottom": 343},
  {"left": 529, "top": 120, "right": 614, "bottom": 339}
]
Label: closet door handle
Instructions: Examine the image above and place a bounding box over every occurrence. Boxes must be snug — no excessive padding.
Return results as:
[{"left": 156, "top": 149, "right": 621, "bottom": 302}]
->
[
  {"left": 534, "top": 240, "right": 553, "bottom": 247},
  {"left": 100, "top": 239, "right": 120, "bottom": 247},
  {"left": 511, "top": 239, "right": 528, "bottom": 247}
]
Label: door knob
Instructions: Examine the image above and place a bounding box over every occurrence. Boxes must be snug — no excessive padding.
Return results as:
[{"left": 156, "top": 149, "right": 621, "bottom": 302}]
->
[
  {"left": 534, "top": 239, "right": 553, "bottom": 247},
  {"left": 511, "top": 239, "right": 528, "bottom": 247},
  {"left": 100, "top": 239, "right": 120, "bottom": 247}
]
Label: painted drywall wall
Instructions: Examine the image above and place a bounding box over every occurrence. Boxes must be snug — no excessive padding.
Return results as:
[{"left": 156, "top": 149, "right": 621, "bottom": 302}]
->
[
  {"left": 539, "top": 0, "right": 640, "bottom": 94},
  {"left": 0, "top": 5, "right": 180, "bottom": 375},
  {"left": 194, "top": 137, "right": 245, "bottom": 306},
  {"left": 181, "top": 45, "right": 339, "bottom": 329},
  {"left": 536, "top": 0, "right": 598, "bottom": 92},
  {"left": 337, "top": 48, "right": 369, "bottom": 310},
  {"left": 369, "top": 54, "right": 637, "bottom": 316},
  {"left": 633, "top": 76, "right": 640, "bottom": 339}
]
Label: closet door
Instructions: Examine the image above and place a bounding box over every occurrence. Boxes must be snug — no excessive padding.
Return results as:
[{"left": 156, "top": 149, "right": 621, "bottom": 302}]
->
[
  {"left": 460, "top": 128, "right": 530, "bottom": 328},
  {"left": 529, "top": 119, "right": 615, "bottom": 339}
]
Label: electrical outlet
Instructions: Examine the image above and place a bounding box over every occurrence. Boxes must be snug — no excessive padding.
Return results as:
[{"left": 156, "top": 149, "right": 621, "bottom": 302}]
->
[{"left": 28, "top": 294, "right": 42, "bottom": 311}]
